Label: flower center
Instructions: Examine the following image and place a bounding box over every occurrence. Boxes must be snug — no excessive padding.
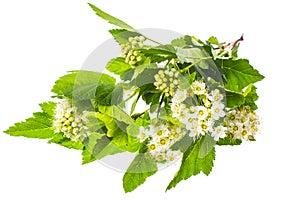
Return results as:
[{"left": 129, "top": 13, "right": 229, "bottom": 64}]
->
[
  {"left": 201, "top": 124, "right": 208, "bottom": 130},
  {"left": 160, "top": 138, "right": 167, "bottom": 145},
  {"left": 149, "top": 144, "right": 156, "bottom": 150},
  {"left": 233, "top": 126, "right": 239, "bottom": 131}
]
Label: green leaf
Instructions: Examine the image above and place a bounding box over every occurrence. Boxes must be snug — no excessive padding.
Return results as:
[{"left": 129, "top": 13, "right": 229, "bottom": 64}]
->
[
  {"left": 123, "top": 154, "right": 158, "bottom": 193},
  {"left": 231, "top": 43, "right": 240, "bottom": 59},
  {"left": 171, "top": 35, "right": 193, "bottom": 48},
  {"left": 109, "top": 29, "right": 142, "bottom": 45},
  {"left": 4, "top": 102, "right": 56, "bottom": 139},
  {"left": 98, "top": 105, "right": 134, "bottom": 125},
  {"left": 86, "top": 133, "right": 124, "bottom": 160},
  {"left": 226, "top": 91, "right": 245, "bottom": 108},
  {"left": 208, "top": 36, "right": 219, "bottom": 45},
  {"left": 244, "top": 85, "right": 259, "bottom": 110},
  {"left": 52, "top": 70, "right": 115, "bottom": 99},
  {"left": 132, "top": 64, "right": 157, "bottom": 80},
  {"left": 131, "top": 68, "right": 160, "bottom": 87},
  {"left": 140, "top": 45, "right": 177, "bottom": 63},
  {"left": 138, "top": 83, "right": 162, "bottom": 105},
  {"left": 218, "top": 59, "right": 264, "bottom": 92},
  {"left": 176, "top": 47, "right": 208, "bottom": 65},
  {"left": 217, "top": 138, "right": 242, "bottom": 146},
  {"left": 95, "top": 83, "right": 117, "bottom": 106},
  {"left": 88, "top": 4, "right": 136, "bottom": 32},
  {"left": 48, "top": 133, "right": 84, "bottom": 150},
  {"left": 82, "top": 148, "right": 96, "bottom": 164},
  {"left": 166, "top": 137, "right": 215, "bottom": 190},
  {"left": 171, "top": 134, "right": 193, "bottom": 152},
  {"left": 198, "top": 135, "right": 216, "bottom": 158},
  {"left": 96, "top": 113, "right": 122, "bottom": 137},
  {"left": 106, "top": 57, "right": 132, "bottom": 77}
]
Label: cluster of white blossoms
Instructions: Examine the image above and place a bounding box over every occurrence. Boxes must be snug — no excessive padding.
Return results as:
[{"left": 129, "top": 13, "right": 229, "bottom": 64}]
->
[
  {"left": 53, "top": 99, "right": 90, "bottom": 142},
  {"left": 137, "top": 123, "right": 184, "bottom": 163},
  {"left": 154, "top": 68, "right": 180, "bottom": 97},
  {"left": 223, "top": 106, "right": 260, "bottom": 140},
  {"left": 121, "top": 36, "right": 145, "bottom": 66},
  {"left": 171, "top": 80, "right": 226, "bottom": 141}
]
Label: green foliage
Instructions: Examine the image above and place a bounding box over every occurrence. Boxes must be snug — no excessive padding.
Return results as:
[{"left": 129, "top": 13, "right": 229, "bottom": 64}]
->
[
  {"left": 207, "top": 36, "right": 219, "bottom": 45},
  {"left": 176, "top": 47, "right": 211, "bottom": 69},
  {"left": 48, "top": 133, "right": 84, "bottom": 150},
  {"left": 52, "top": 71, "right": 115, "bottom": 100},
  {"left": 5, "top": 5, "right": 265, "bottom": 193},
  {"left": 106, "top": 57, "right": 132, "bottom": 78},
  {"left": 109, "top": 29, "right": 142, "bottom": 45},
  {"left": 88, "top": 4, "right": 136, "bottom": 32},
  {"left": 218, "top": 59, "right": 264, "bottom": 92},
  {"left": 82, "top": 148, "right": 96, "bottom": 164},
  {"left": 94, "top": 83, "right": 117, "bottom": 106},
  {"left": 123, "top": 154, "right": 158, "bottom": 193},
  {"left": 166, "top": 137, "right": 215, "bottom": 190},
  {"left": 4, "top": 102, "right": 56, "bottom": 139},
  {"left": 85, "top": 133, "right": 124, "bottom": 160},
  {"left": 140, "top": 45, "right": 177, "bottom": 63},
  {"left": 244, "top": 85, "right": 259, "bottom": 110},
  {"left": 226, "top": 91, "right": 245, "bottom": 108},
  {"left": 217, "top": 138, "right": 242, "bottom": 146}
]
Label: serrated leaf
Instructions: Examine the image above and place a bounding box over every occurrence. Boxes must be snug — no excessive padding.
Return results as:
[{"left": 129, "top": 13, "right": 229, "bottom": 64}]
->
[
  {"left": 171, "top": 134, "right": 193, "bottom": 152},
  {"left": 140, "top": 45, "right": 177, "bottom": 63},
  {"left": 219, "top": 59, "right": 264, "bottom": 92},
  {"left": 176, "top": 47, "right": 214, "bottom": 70},
  {"left": 82, "top": 148, "right": 96, "bottom": 164},
  {"left": 244, "top": 85, "right": 259, "bottom": 110},
  {"left": 217, "top": 138, "right": 242, "bottom": 146},
  {"left": 48, "top": 133, "right": 84, "bottom": 150},
  {"left": 132, "top": 63, "right": 157, "bottom": 80},
  {"left": 86, "top": 133, "right": 124, "bottom": 160},
  {"left": 52, "top": 71, "right": 115, "bottom": 99},
  {"left": 98, "top": 105, "right": 134, "bottom": 125},
  {"left": 106, "top": 57, "right": 132, "bottom": 77},
  {"left": 4, "top": 102, "right": 56, "bottom": 139},
  {"left": 226, "top": 91, "right": 245, "bottom": 108},
  {"left": 109, "top": 29, "right": 142, "bottom": 45},
  {"left": 208, "top": 36, "right": 219, "bottom": 45},
  {"left": 198, "top": 135, "right": 216, "bottom": 158},
  {"left": 123, "top": 154, "right": 158, "bottom": 193},
  {"left": 171, "top": 35, "right": 193, "bottom": 47},
  {"left": 166, "top": 137, "right": 215, "bottom": 191},
  {"left": 88, "top": 4, "right": 136, "bottom": 32},
  {"left": 231, "top": 43, "right": 240, "bottom": 59},
  {"left": 131, "top": 68, "right": 160, "bottom": 87},
  {"left": 94, "top": 83, "right": 117, "bottom": 106}
]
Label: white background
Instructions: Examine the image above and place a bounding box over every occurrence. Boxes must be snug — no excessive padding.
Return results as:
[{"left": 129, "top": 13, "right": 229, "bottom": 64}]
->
[{"left": 0, "top": 0, "right": 299, "bottom": 199}]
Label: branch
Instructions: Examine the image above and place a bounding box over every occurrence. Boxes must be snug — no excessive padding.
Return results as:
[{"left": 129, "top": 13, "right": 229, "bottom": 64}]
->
[{"left": 214, "top": 34, "right": 244, "bottom": 50}]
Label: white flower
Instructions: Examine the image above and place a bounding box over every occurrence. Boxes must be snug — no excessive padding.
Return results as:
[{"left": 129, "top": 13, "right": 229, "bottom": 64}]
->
[
  {"left": 191, "top": 81, "right": 206, "bottom": 96},
  {"left": 137, "top": 126, "right": 148, "bottom": 142},
  {"left": 166, "top": 150, "right": 182, "bottom": 162},
  {"left": 171, "top": 103, "right": 186, "bottom": 118},
  {"left": 53, "top": 99, "right": 89, "bottom": 142},
  {"left": 223, "top": 106, "right": 260, "bottom": 140},
  {"left": 195, "top": 106, "right": 209, "bottom": 120},
  {"left": 211, "top": 125, "right": 227, "bottom": 141},
  {"left": 208, "top": 89, "right": 223, "bottom": 102},
  {"left": 211, "top": 102, "right": 225, "bottom": 120},
  {"left": 173, "top": 90, "right": 187, "bottom": 103}
]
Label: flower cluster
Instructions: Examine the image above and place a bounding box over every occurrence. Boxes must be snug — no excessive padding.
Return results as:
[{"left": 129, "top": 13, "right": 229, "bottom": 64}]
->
[
  {"left": 154, "top": 68, "right": 180, "bottom": 97},
  {"left": 223, "top": 106, "right": 260, "bottom": 140},
  {"left": 137, "top": 123, "right": 184, "bottom": 163},
  {"left": 171, "top": 80, "right": 226, "bottom": 141},
  {"left": 53, "top": 99, "right": 90, "bottom": 142},
  {"left": 121, "top": 36, "right": 145, "bottom": 66}
]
